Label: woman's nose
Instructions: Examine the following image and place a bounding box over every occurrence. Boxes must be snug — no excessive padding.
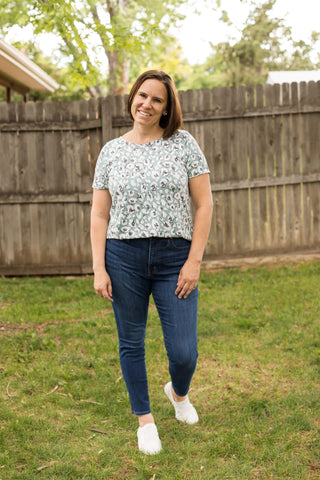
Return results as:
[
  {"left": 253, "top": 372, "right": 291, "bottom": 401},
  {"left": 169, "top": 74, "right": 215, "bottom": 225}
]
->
[{"left": 142, "top": 96, "right": 152, "bottom": 108}]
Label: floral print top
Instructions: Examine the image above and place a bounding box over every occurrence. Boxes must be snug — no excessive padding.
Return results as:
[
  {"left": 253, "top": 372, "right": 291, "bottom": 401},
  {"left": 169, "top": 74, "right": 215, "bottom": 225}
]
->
[{"left": 92, "top": 129, "right": 210, "bottom": 240}]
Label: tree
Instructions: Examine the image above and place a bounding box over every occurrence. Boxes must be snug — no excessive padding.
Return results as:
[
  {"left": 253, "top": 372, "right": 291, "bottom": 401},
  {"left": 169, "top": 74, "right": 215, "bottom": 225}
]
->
[
  {"left": 130, "top": 38, "right": 191, "bottom": 90},
  {"left": 180, "top": 0, "right": 320, "bottom": 90},
  {"left": 0, "top": 0, "right": 189, "bottom": 95}
]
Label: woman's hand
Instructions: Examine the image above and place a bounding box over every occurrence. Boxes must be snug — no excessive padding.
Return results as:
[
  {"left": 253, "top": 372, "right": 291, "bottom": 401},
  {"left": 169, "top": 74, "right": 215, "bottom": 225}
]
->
[
  {"left": 94, "top": 269, "right": 113, "bottom": 302},
  {"left": 175, "top": 259, "right": 201, "bottom": 299}
]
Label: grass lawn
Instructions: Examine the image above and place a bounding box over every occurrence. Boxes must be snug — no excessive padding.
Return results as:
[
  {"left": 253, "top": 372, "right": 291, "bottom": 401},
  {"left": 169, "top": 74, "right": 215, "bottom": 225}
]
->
[{"left": 0, "top": 262, "right": 320, "bottom": 479}]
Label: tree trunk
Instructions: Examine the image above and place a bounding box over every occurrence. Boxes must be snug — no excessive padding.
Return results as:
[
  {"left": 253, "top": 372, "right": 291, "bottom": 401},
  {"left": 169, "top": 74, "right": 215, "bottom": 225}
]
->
[
  {"left": 106, "top": 0, "right": 131, "bottom": 95},
  {"left": 107, "top": 48, "right": 130, "bottom": 95}
]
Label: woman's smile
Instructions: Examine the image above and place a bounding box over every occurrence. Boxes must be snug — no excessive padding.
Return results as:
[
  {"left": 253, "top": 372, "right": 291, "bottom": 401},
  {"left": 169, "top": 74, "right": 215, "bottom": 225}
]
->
[{"left": 137, "top": 110, "right": 152, "bottom": 117}]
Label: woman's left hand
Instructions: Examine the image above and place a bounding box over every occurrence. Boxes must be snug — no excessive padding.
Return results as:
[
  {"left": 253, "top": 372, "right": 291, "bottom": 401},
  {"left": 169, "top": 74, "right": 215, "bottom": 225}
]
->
[{"left": 175, "top": 259, "right": 201, "bottom": 299}]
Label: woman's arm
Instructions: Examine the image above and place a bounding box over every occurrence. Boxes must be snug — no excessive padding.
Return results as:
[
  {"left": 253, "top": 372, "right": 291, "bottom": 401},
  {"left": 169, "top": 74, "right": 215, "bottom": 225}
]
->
[
  {"left": 90, "top": 188, "right": 113, "bottom": 302},
  {"left": 175, "top": 173, "right": 213, "bottom": 299}
]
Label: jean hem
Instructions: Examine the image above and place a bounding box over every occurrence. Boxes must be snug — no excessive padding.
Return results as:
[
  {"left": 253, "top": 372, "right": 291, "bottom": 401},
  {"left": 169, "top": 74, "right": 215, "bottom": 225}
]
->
[{"left": 133, "top": 409, "right": 151, "bottom": 416}]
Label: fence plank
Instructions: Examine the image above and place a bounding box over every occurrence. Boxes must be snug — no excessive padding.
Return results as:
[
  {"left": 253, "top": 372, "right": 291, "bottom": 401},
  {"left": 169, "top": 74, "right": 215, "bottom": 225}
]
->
[
  {"left": 88, "top": 98, "right": 101, "bottom": 184},
  {"left": 307, "top": 82, "right": 320, "bottom": 175},
  {"left": 42, "top": 102, "right": 58, "bottom": 193}
]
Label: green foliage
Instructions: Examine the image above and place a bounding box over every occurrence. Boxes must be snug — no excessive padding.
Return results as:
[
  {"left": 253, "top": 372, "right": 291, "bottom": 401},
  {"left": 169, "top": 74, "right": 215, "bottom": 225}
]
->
[
  {"left": 0, "top": 0, "right": 189, "bottom": 96},
  {"left": 1, "top": 0, "right": 319, "bottom": 96},
  {"left": 130, "top": 37, "right": 191, "bottom": 90}
]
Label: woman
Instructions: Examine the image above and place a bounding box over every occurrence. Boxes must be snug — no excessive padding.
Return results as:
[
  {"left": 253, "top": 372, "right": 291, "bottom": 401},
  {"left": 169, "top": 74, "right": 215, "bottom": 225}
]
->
[{"left": 91, "top": 70, "right": 213, "bottom": 455}]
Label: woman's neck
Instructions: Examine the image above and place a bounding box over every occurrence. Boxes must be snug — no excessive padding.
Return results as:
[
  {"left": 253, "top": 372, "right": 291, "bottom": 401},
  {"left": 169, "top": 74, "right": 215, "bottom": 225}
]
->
[{"left": 123, "top": 125, "right": 164, "bottom": 145}]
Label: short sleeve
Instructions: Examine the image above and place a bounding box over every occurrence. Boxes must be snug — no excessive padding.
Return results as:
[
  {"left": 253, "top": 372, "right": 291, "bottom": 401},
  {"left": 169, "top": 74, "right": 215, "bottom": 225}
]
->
[
  {"left": 183, "top": 131, "right": 210, "bottom": 178},
  {"left": 92, "top": 144, "right": 109, "bottom": 189}
]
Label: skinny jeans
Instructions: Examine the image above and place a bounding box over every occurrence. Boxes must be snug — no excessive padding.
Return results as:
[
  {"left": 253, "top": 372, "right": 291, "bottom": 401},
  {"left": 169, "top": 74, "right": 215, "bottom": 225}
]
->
[{"left": 105, "top": 237, "right": 198, "bottom": 416}]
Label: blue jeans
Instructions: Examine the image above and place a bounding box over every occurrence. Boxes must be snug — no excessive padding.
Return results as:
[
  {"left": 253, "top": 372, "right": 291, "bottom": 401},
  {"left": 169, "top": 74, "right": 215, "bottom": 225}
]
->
[{"left": 105, "top": 237, "right": 198, "bottom": 416}]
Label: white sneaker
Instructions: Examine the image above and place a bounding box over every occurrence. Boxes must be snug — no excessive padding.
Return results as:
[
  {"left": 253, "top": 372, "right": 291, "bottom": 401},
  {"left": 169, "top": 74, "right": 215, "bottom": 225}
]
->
[
  {"left": 137, "top": 423, "right": 162, "bottom": 455},
  {"left": 164, "top": 382, "right": 199, "bottom": 424}
]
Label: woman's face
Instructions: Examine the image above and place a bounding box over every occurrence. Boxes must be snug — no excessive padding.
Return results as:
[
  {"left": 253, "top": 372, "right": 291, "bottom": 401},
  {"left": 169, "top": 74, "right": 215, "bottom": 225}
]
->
[{"left": 131, "top": 79, "right": 168, "bottom": 129}]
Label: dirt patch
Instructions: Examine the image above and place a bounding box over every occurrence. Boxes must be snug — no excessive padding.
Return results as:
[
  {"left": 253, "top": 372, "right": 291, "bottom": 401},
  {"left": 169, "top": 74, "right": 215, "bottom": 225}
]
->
[
  {"left": 202, "top": 250, "right": 320, "bottom": 272},
  {"left": 0, "top": 318, "right": 91, "bottom": 333}
]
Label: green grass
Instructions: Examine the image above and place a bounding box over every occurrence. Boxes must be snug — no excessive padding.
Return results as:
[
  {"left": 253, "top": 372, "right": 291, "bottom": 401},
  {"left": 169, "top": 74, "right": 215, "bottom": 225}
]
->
[{"left": 1, "top": 263, "right": 320, "bottom": 479}]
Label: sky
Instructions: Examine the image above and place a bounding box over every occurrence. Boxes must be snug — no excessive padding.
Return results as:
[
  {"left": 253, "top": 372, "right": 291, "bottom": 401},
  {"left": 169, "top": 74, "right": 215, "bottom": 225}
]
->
[
  {"left": 4, "top": 0, "right": 320, "bottom": 67},
  {"left": 176, "top": 0, "right": 320, "bottom": 64}
]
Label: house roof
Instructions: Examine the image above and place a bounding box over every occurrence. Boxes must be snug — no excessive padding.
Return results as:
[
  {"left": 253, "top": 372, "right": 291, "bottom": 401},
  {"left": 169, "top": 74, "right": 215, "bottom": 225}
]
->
[
  {"left": 267, "top": 70, "right": 320, "bottom": 85},
  {"left": 0, "top": 38, "right": 59, "bottom": 95}
]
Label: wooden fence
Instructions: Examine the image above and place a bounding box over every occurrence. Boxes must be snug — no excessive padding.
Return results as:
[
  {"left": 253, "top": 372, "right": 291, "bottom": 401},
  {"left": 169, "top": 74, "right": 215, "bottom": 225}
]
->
[{"left": 0, "top": 81, "right": 320, "bottom": 275}]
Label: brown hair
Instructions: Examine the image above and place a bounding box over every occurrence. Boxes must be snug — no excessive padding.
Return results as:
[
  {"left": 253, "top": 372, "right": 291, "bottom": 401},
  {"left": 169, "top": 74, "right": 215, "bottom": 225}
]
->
[{"left": 127, "top": 70, "right": 183, "bottom": 139}]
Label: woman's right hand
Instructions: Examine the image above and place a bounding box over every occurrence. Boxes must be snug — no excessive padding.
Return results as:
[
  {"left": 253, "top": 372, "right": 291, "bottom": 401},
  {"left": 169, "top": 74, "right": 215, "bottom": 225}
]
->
[{"left": 94, "top": 269, "right": 113, "bottom": 302}]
